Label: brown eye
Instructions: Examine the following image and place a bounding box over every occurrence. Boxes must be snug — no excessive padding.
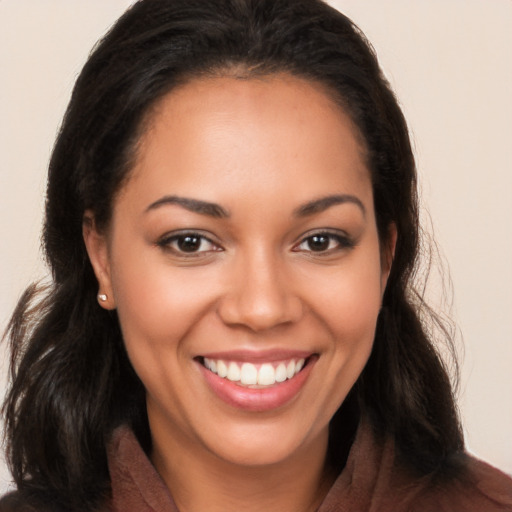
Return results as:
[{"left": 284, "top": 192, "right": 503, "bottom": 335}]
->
[
  {"left": 177, "top": 235, "right": 202, "bottom": 252},
  {"left": 294, "top": 231, "right": 354, "bottom": 254},
  {"left": 307, "top": 235, "right": 330, "bottom": 252},
  {"left": 157, "top": 231, "right": 221, "bottom": 256}
]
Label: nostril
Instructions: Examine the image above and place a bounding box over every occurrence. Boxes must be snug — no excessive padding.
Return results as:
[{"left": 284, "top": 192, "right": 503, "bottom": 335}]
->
[{"left": 216, "top": 291, "right": 304, "bottom": 332}]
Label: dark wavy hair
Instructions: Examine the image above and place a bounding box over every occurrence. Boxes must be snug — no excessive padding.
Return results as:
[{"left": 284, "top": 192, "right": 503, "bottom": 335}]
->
[{"left": 2, "top": 0, "right": 463, "bottom": 509}]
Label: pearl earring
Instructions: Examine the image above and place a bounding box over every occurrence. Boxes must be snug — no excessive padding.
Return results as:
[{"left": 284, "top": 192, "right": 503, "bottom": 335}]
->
[{"left": 97, "top": 293, "right": 108, "bottom": 302}]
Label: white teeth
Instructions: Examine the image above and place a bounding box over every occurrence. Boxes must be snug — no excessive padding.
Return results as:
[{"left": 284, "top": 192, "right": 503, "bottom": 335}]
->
[
  {"left": 275, "top": 363, "right": 287, "bottom": 383},
  {"left": 258, "top": 363, "right": 275, "bottom": 386},
  {"left": 227, "top": 361, "right": 241, "bottom": 382},
  {"left": 203, "top": 357, "right": 307, "bottom": 386},
  {"left": 286, "top": 360, "right": 295, "bottom": 379},
  {"left": 217, "top": 360, "right": 228, "bottom": 378},
  {"left": 240, "top": 363, "right": 257, "bottom": 385}
]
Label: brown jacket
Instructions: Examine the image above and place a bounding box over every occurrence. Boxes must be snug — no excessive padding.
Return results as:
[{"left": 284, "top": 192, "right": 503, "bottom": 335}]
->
[{"left": 2, "top": 422, "right": 512, "bottom": 511}]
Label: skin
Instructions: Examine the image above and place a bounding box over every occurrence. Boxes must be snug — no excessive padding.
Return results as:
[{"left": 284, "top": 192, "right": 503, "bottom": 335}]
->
[{"left": 84, "top": 74, "right": 395, "bottom": 512}]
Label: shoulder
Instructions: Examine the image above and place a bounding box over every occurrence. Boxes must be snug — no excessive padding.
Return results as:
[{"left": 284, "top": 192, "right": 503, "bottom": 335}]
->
[{"left": 412, "top": 455, "right": 512, "bottom": 512}]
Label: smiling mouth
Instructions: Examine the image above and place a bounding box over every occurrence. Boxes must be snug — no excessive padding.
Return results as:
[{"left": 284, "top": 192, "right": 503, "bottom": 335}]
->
[{"left": 199, "top": 357, "right": 310, "bottom": 387}]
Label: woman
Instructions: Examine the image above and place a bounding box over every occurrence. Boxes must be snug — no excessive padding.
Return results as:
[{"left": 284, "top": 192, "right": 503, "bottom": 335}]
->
[{"left": 1, "top": 0, "right": 511, "bottom": 511}]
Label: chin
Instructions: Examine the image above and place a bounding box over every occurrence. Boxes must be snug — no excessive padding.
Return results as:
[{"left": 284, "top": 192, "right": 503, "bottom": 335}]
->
[{"left": 199, "top": 415, "right": 329, "bottom": 468}]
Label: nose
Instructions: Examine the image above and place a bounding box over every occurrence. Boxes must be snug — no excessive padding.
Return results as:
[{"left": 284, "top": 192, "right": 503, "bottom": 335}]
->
[{"left": 217, "top": 248, "right": 304, "bottom": 332}]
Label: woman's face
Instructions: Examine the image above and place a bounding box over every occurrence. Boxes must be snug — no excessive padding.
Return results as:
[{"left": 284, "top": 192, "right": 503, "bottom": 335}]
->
[{"left": 85, "top": 74, "right": 394, "bottom": 468}]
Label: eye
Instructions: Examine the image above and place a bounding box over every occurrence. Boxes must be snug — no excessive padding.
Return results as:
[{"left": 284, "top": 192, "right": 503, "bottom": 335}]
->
[
  {"left": 293, "top": 231, "right": 354, "bottom": 254},
  {"left": 157, "top": 231, "right": 221, "bottom": 256}
]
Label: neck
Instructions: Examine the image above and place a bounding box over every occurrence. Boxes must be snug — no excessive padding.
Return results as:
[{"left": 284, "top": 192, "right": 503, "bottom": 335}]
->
[{"left": 150, "top": 420, "right": 336, "bottom": 512}]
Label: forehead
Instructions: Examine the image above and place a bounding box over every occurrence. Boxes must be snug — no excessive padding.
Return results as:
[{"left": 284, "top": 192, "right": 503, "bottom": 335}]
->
[{"left": 118, "top": 74, "right": 372, "bottom": 213}]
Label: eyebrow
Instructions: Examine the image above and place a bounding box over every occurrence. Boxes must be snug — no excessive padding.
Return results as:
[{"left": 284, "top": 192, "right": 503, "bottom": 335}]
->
[
  {"left": 145, "top": 193, "right": 365, "bottom": 219},
  {"left": 294, "top": 194, "right": 366, "bottom": 217},
  {"left": 145, "top": 195, "right": 230, "bottom": 218}
]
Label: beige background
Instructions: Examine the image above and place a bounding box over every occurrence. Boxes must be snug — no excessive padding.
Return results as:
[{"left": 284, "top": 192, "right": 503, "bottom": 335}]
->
[{"left": 1, "top": 0, "right": 511, "bottom": 492}]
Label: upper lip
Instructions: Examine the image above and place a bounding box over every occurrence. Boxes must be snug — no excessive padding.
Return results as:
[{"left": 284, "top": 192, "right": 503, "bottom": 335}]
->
[{"left": 196, "top": 349, "right": 314, "bottom": 363}]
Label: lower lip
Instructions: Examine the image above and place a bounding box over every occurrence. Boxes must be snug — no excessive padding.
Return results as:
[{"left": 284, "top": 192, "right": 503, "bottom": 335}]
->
[{"left": 199, "top": 358, "right": 316, "bottom": 412}]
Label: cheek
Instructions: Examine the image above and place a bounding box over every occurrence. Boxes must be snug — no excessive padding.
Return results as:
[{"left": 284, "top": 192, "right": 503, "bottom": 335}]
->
[
  {"left": 309, "top": 256, "right": 383, "bottom": 337},
  {"left": 109, "top": 258, "right": 220, "bottom": 418},
  {"left": 109, "top": 249, "right": 220, "bottom": 361},
  {"left": 305, "top": 244, "right": 383, "bottom": 389}
]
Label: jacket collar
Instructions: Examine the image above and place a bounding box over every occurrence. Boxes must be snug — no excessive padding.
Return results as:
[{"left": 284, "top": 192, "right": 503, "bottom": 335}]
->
[{"left": 106, "top": 419, "right": 419, "bottom": 512}]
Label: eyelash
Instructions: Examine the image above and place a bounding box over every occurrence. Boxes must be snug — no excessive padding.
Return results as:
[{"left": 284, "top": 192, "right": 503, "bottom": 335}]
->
[
  {"left": 157, "top": 229, "right": 354, "bottom": 258},
  {"left": 292, "top": 230, "right": 355, "bottom": 255},
  {"left": 156, "top": 231, "right": 221, "bottom": 257}
]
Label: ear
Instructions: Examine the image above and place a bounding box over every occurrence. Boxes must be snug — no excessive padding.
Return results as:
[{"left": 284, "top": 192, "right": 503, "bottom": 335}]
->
[
  {"left": 380, "top": 222, "right": 397, "bottom": 295},
  {"left": 83, "top": 210, "right": 116, "bottom": 310}
]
